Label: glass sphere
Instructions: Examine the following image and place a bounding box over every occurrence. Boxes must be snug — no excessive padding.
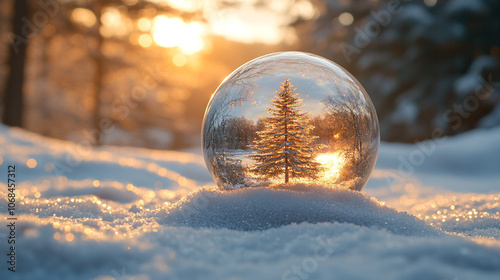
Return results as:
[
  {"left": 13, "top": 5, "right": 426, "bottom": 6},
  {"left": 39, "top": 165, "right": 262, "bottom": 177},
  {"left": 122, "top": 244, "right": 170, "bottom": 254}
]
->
[{"left": 202, "top": 52, "right": 379, "bottom": 191}]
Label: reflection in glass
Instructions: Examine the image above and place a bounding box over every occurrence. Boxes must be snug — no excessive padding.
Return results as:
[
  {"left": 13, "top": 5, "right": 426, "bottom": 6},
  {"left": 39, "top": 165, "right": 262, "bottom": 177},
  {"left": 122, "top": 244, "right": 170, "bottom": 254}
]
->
[{"left": 202, "top": 52, "right": 379, "bottom": 191}]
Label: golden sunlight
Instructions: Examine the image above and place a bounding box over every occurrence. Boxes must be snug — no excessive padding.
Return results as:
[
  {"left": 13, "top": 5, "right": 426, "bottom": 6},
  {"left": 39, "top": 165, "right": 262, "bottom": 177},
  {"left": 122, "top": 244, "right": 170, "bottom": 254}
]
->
[
  {"left": 152, "top": 15, "right": 205, "bottom": 54},
  {"left": 137, "top": 17, "right": 152, "bottom": 31},
  {"left": 172, "top": 53, "right": 187, "bottom": 67},
  {"left": 100, "top": 7, "right": 131, "bottom": 38},
  {"left": 315, "top": 152, "right": 346, "bottom": 181},
  {"left": 71, "top": 8, "right": 96, "bottom": 28},
  {"left": 138, "top": 34, "right": 153, "bottom": 48}
]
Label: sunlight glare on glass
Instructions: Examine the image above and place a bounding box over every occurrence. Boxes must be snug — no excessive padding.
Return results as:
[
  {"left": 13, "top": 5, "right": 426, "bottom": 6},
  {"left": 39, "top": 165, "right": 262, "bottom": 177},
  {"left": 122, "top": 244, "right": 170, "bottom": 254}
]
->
[
  {"left": 316, "top": 152, "right": 346, "bottom": 181},
  {"left": 152, "top": 15, "right": 205, "bottom": 54}
]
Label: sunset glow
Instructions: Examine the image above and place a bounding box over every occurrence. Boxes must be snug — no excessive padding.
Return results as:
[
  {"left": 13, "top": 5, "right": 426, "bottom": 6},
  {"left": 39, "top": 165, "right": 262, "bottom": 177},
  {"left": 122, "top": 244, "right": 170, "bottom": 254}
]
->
[
  {"left": 71, "top": 8, "right": 96, "bottom": 28},
  {"left": 152, "top": 16, "right": 205, "bottom": 54},
  {"left": 316, "top": 152, "right": 346, "bottom": 181}
]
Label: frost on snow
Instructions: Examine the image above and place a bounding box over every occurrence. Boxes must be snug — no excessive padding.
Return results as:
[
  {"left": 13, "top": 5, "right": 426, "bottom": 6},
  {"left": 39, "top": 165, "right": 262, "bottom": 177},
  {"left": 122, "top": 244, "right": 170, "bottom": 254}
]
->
[{"left": 0, "top": 124, "right": 500, "bottom": 280}]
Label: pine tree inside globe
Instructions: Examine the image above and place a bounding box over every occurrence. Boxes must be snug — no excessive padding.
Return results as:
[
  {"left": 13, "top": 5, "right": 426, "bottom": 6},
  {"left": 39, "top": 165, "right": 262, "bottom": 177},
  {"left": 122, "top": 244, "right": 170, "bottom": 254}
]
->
[{"left": 202, "top": 52, "right": 379, "bottom": 191}]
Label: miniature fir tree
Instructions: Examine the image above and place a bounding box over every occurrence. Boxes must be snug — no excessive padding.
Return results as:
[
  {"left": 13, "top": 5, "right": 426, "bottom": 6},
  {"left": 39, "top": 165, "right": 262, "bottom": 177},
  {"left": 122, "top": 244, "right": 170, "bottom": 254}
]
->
[{"left": 249, "top": 78, "right": 322, "bottom": 183}]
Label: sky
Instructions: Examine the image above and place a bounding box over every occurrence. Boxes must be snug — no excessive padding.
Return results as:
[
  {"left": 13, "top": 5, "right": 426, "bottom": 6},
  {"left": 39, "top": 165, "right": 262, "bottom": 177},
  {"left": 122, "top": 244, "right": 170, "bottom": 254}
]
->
[
  {"left": 202, "top": 0, "right": 316, "bottom": 44},
  {"left": 155, "top": 0, "right": 317, "bottom": 45},
  {"left": 237, "top": 74, "right": 334, "bottom": 122},
  {"left": 69, "top": 0, "right": 319, "bottom": 62}
]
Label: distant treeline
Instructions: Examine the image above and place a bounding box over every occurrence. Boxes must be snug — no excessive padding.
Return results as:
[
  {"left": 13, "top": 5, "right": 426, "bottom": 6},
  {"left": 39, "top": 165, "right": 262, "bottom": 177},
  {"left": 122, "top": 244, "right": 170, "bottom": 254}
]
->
[{"left": 211, "top": 111, "right": 370, "bottom": 151}]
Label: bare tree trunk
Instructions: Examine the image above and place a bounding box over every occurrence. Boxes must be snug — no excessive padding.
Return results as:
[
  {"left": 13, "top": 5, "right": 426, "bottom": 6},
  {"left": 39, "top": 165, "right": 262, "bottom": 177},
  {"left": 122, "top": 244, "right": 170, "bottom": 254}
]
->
[
  {"left": 91, "top": 5, "right": 104, "bottom": 146},
  {"left": 2, "top": 0, "right": 28, "bottom": 127},
  {"left": 37, "top": 24, "right": 51, "bottom": 136}
]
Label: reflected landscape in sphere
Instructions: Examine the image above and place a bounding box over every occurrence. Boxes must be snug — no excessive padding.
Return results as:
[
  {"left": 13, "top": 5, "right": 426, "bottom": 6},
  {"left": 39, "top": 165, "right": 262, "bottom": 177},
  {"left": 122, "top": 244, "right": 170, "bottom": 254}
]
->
[{"left": 202, "top": 52, "right": 379, "bottom": 191}]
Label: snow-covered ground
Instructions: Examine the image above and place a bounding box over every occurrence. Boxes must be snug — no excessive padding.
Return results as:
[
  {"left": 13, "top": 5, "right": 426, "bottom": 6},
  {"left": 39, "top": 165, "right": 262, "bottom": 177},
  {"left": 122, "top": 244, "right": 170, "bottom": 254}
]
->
[{"left": 0, "top": 124, "right": 499, "bottom": 280}]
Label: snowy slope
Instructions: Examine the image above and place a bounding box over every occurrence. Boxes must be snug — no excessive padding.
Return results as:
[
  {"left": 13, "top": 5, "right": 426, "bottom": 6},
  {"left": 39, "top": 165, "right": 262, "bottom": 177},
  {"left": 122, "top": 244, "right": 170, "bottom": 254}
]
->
[{"left": 0, "top": 125, "right": 499, "bottom": 280}]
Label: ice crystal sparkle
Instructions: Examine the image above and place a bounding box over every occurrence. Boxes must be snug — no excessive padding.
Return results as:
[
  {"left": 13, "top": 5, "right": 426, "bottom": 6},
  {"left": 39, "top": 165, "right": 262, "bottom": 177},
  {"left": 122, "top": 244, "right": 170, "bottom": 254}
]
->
[{"left": 202, "top": 52, "right": 379, "bottom": 191}]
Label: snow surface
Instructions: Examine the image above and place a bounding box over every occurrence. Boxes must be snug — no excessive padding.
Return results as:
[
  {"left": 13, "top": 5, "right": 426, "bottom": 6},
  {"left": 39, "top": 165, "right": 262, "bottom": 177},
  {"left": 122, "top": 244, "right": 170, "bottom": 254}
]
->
[{"left": 0, "top": 125, "right": 500, "bottom": 280}]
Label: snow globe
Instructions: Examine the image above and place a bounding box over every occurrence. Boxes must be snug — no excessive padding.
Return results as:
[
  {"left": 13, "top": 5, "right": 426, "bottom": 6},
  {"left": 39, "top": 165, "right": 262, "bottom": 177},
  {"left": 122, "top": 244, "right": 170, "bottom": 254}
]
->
[{"left": 202, "top": 52, "right": 379, "bottom": 191}]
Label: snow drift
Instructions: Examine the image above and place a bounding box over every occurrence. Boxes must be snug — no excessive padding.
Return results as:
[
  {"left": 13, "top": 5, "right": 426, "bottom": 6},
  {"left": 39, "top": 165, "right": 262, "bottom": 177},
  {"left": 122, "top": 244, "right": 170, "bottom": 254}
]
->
[{"left": 162, "top": 184, "right": 442, "bottom": 236}]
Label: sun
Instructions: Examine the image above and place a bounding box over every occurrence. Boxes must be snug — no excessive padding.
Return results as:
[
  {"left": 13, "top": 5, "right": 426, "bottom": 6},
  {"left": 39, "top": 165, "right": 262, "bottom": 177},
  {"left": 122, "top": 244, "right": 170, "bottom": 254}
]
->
[{"left": 152, "top": 15, "right": 205, "bottom": 54}]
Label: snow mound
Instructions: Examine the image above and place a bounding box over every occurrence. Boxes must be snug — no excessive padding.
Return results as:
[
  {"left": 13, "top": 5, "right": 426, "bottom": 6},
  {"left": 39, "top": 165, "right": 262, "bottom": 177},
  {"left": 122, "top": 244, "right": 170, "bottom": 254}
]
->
[{"left": 162, "top": 184, "right": 443, "bottom": 236}]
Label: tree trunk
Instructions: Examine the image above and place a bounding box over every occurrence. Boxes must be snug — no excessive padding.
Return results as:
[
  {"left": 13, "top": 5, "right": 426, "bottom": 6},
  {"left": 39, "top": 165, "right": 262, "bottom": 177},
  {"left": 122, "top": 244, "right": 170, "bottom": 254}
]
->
[
  {"left": 2, "top": 0, "right": 28, "bottom": 127},
  {"left": 37, "top": 23, "right": 51, "bottom": 136},
  {"left": 91, "top": 5, "right": 104, "bottom": 146},
  {"left": 284, "top": 92, "right": 289, "bottom": 184}
]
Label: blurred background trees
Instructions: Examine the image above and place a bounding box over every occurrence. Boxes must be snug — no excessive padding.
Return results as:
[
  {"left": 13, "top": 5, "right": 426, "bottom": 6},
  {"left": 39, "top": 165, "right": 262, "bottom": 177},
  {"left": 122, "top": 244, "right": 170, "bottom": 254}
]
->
[
  {"left": 1, "top": 0, "right": 499, "bottom": 149},
  {"left": 297, "top": 0, "right": 500, "bottom": 142},
  {"left": 2, "top": 0, "right": 28, "bottom": 127}
]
